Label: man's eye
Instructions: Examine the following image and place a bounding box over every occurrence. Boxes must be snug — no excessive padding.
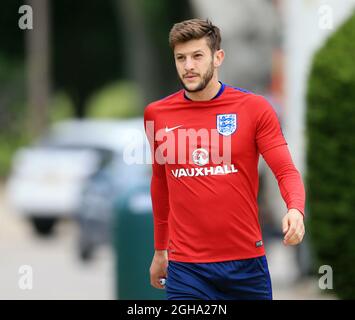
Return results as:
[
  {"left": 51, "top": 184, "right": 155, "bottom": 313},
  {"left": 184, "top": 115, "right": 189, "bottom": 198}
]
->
[
  {"left": 194, "top": 54, "right": 202, "bottom": 58},
  {"left": 176, "top": 56, "right": 184, "bottom": 61}
]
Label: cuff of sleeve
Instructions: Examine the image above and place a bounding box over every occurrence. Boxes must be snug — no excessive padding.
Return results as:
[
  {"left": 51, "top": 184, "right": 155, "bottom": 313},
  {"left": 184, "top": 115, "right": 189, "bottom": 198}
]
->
[
  {"left": 288, "top": 206, "right": 305, "bottom": 218},
  {"left": 154, "top": 246, "right": 168, "bottom": 251},
  {"left": 154, "top": 224, "right": 169, "bottom": 250}
]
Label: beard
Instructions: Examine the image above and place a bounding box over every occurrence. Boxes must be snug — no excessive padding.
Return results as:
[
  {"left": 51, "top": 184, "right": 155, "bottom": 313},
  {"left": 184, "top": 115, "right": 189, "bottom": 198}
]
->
[{"left": 179, "top": 59, "right": 215, "bottom": 93}]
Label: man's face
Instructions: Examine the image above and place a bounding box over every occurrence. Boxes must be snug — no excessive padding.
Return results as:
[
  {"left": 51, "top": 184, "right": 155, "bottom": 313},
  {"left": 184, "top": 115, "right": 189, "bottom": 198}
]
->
[{"left": 174, "top": 38, "right": 218, "bottom": 92}]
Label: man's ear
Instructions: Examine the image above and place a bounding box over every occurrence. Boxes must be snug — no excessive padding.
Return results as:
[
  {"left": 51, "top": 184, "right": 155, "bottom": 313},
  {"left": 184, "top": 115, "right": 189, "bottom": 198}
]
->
[{"left": 214, "top": 49, "right": 225, "bottom": 68}]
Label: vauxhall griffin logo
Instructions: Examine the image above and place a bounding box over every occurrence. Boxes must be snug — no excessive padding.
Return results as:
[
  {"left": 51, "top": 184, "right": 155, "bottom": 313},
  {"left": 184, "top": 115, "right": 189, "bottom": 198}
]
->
[
  {"left": 192, "top": 148, "right": 209, "bottom": 166},
  {"left": 172, "top": 148, "right": 238, "bottom": 179}
]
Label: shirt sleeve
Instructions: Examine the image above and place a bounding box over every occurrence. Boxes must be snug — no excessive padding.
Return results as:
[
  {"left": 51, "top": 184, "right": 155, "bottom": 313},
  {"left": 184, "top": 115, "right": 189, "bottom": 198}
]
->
[
  {"left": 262, "top": 144, "right": 306, "bottom": 217},
  {"left": 255, "top": 96, "right": 287, "bottom": 154},
  {"left": 144, "top": 106, "right": 170, "bottom": 250}
]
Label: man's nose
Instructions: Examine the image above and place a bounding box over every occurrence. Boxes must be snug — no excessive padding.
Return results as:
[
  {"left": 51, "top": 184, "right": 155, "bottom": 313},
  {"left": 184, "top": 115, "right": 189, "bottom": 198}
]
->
[{"left": 184, "top": 57, "right": 194, "bottom": 71}]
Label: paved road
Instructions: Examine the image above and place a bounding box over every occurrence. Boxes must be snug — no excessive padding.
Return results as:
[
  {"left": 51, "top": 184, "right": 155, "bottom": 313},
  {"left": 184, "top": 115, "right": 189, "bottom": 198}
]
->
[
  {"left": 0, "top": 183, "right": 336, "bottom": 300},
  {"left": 0, "top": 184, "right": 114, "bottom": 300}
]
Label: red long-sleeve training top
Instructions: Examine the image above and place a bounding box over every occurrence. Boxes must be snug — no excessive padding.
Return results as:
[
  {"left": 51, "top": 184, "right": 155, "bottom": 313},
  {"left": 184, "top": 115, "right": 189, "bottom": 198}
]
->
[{"left": 144, "top": 83, "right": 305, "bottom": 263}]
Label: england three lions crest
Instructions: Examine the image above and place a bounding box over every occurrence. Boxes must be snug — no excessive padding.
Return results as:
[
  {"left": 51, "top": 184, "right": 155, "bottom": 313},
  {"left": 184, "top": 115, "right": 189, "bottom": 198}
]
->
[{"left": 217, "top": 114, "right": 237, "bottom": 136}]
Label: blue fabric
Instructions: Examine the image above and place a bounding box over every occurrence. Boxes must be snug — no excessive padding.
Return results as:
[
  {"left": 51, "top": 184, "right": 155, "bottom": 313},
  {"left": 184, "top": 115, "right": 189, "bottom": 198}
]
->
[
  {"left": 225, "top": 84, "right": 253, "bottom": 94},
  {"left": 183, "top": 81, "right": 226, "bottom": 101},
  {"left": 165, "top": 255, "right": 273, "bottom": 300}
]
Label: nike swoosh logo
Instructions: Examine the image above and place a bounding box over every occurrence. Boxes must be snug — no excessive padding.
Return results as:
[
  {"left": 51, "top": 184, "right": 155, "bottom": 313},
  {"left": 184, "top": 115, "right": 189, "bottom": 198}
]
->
[{"left": 165, "top": 125, "right": 183, "bottom": 132}]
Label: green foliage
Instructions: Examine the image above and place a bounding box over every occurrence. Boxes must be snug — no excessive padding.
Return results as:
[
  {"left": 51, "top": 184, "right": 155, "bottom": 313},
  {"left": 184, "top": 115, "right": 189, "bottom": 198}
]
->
[
  {"left": 306, "top": 11, "right": 355, "bottom": 299},
  {"left": 0, "top": 53, "right": 27, "bottom": 179},
  {"left": 138, "top": 0, "right": 193, "bottom": 96},
  {"left": 86, "top": 81, "right": 142, "bottom": 119},
  {"left": 0, "top": 134, "right": 29, "bottom": 179},
  {"left": 0, "top": 0, "right": 25, "bottom": 59},
  {"left": 51, "top": 0, "right": 124, "bottom": 117},
  {"left": 49, "top": 92, "right": 75, "bottom": 123}
]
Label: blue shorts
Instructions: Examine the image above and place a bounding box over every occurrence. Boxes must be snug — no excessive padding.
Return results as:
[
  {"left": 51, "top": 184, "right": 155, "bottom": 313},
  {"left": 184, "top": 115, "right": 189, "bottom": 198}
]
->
[{"left": 165, "top": 255, "right": 272, "bottom": 300}]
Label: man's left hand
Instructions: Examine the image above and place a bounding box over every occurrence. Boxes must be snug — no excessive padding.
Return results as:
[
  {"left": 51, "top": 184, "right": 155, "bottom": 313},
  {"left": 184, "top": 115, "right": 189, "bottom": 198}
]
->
[{"left": 282, "top": 209, "right": 305, "bottom": 246}]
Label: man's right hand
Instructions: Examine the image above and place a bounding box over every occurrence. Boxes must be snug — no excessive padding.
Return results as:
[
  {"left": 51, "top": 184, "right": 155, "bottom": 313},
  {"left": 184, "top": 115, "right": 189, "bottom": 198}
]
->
[{"left": 149, "top": 250, "right": 168, "bottom": 289}]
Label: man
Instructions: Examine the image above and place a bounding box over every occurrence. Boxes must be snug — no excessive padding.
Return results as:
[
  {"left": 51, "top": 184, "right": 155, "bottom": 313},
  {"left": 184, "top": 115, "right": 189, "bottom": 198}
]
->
[{"left": 144, "top": 19, "right": 305, "bottom": 300}]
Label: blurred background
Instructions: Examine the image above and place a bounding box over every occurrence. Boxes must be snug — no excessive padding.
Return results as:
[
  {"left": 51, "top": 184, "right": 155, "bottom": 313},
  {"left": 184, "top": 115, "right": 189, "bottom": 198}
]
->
[{"left": 0, "top": 0, "right": 354, "bottom": 300}]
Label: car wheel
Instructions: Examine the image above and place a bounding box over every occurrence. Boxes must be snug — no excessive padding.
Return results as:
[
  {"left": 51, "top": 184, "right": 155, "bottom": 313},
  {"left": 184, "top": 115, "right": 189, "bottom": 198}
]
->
[{"left": 30, "top": 216, "right": 57, "bottom": 236}]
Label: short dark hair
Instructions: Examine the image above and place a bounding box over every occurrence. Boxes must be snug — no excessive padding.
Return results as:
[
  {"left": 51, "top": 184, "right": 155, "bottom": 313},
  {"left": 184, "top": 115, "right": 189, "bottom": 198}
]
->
[{"left": 169, "top": 18, "right": 221, "bottom": 53}]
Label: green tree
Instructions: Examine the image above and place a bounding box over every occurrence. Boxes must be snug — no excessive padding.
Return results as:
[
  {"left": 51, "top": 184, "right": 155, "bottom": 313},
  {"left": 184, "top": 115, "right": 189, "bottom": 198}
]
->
[
  {"left": 86, "top": 81, "right": 142, "bottom": 119},
  {"left": 52, "top": 0, "right": 124, "bottom": 118},
  {"left": 306, "top": 11, "right": 355, "bottom": 299},
  {"left": 0, "top": 0, "right": 27, "bottom": 179}
]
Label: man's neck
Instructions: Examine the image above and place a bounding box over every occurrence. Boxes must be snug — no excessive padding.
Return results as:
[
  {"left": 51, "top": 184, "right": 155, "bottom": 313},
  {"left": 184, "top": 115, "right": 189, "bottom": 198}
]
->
[{"left": 185, "top": 78, "right": 221, "bottom": 101}]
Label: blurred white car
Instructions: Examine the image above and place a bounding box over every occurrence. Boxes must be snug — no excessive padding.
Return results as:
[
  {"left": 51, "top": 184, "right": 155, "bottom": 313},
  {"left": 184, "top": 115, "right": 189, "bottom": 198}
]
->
[{"left": 5, "top": 118, "right": 145, "bottom": 236}]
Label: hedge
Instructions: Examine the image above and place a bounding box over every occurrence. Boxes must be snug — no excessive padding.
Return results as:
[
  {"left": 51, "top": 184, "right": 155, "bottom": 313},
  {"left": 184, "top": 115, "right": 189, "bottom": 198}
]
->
[{"left": 306, "top": 11, "right": 355, "bottom": 299}]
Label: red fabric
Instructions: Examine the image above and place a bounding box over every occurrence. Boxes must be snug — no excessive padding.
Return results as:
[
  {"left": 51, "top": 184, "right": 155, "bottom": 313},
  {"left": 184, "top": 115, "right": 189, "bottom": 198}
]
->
[
  {"left": 144, "top": 85, "right": 305, "bottom": 263},
  {"left": 262, "top": 145, "right": 305, "bottom": 217}
]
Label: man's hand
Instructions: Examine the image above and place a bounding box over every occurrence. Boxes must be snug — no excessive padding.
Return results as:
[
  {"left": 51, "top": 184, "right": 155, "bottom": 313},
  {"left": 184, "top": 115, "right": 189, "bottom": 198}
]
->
[
  {"left": 150, "top": 250, "right": 168, "bottom": 289},
  {"left": 282, "top": 209, "right": 305, "bottom": 246}
]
